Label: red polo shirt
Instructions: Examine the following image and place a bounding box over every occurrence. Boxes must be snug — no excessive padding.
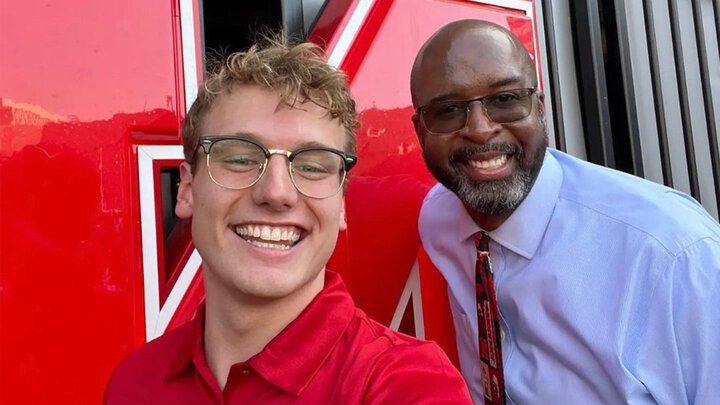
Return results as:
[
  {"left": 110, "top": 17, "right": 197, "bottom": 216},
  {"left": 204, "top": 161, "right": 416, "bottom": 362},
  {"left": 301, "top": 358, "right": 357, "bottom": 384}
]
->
[{"left": 104, "top": 271, "right": 472, "bottom": 404}]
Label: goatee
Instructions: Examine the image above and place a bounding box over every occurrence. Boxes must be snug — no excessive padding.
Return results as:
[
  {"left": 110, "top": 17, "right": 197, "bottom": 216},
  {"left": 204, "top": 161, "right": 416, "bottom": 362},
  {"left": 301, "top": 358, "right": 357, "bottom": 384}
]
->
[{"left": 426, "top": 142, "right": 546, "bottom": 215}]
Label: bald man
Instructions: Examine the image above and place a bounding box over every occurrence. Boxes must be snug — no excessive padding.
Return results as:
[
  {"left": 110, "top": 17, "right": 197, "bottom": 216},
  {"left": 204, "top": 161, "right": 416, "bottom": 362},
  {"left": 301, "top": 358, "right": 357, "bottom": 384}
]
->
[{"left": 411, "top": 20, "right": 720, "bottom": 404}]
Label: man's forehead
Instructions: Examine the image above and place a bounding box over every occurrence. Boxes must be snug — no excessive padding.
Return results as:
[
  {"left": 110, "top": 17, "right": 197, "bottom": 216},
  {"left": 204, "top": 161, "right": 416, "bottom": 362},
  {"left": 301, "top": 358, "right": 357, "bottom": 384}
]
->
[
  {"left": 427, "top": 27, "right": 521, "bottom": 71},
  {"left": 209, "top": 85, "right": 329, "bottom": 118},
  {"left": 413, "top": 29, "right": 528, "bottom": 103},
  {"left": 201, "top": 85, "right": 342, "bottom": 142}
]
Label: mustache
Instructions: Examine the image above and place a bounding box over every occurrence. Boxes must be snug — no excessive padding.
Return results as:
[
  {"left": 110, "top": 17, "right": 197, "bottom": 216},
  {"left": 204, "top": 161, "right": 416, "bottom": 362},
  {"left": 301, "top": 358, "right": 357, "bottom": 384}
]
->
[{"left": 449, "top": 143, "right": 520, "bottom": 162}]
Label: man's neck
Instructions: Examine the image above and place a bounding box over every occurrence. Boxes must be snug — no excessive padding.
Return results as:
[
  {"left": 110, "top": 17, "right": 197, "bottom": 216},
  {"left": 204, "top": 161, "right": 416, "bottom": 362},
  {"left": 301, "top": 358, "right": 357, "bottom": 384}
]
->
[
  {"left": 202, "top": 269, "right": 325, "bottom": 390},
  {"left": 465, "top": 205, "right": 513, "bottom": 231}
]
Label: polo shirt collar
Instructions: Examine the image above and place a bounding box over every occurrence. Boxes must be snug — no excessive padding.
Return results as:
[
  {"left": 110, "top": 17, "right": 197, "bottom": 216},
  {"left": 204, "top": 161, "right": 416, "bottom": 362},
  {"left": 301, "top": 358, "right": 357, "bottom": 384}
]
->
[
  {"left": 460, "top": 150, "right": 562, "bottom": 259},
  {"left": 164, "top": 304, "right": 205, "bottom": 380},
  {"left": 248, "top": 271, "right": 354, "bottom": 396},
  {"left": 163, "top": 271, "right": 355, "bottom": 397}
]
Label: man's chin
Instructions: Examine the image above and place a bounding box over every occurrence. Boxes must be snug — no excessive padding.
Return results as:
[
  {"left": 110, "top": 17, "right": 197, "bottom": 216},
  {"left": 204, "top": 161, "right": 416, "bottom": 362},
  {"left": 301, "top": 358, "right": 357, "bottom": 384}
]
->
[
  {"left": 459, "top": 185, "right": 521, "bottom": 215},
  {"left": 436, "top": 172, "right": 527, "bottom": 216},
  {"left": 427, "top": 149, "right": 545, "bottom": 216}
]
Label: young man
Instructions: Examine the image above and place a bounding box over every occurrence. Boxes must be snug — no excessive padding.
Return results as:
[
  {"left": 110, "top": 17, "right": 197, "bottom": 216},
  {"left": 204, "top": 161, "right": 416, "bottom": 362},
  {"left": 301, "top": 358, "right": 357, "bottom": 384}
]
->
[
  {"left": 411, "top": 20, "right": 720, "bottom": 404},
  {"left": 105, "top": 37, "right": 472, "bottom": 404}
]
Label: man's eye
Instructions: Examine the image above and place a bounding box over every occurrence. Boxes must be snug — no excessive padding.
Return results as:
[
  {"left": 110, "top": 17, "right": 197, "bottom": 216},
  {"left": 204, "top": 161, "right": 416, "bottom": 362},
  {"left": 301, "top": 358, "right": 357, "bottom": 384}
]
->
[
  {"left": 441, "top": 103, "right": 463, "bottom": 113},
  {"left": 431, "top": 102, "right": 465, "bottom": 117},
  {"left": 223, "top": 156, "right": 255, "bottom": 165},
  {"left": 219, "top": 155, "right": 262, "bottom": 172},
  {"left": 490, "top": 92, "right": 520, "bottom": 104},
  {"left": 296, "top": 163, "right": 328, "bottom": 174}
]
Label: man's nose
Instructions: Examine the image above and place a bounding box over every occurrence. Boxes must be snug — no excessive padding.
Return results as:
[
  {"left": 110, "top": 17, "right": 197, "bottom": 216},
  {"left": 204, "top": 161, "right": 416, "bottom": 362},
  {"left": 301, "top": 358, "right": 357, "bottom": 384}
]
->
[
  {"left": 251, "top": 155, "right": 298, "bottom": 209},
  {"left": 463, "top": 101, "right": 501, "bottom": 142}
]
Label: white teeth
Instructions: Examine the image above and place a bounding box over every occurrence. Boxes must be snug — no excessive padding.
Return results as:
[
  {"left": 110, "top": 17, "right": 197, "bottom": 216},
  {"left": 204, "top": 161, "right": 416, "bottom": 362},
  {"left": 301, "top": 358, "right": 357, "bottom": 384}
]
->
[
  {"left": 469, "top": 154, "right": 508, "bottom": 170},
  {"left": 247, "top": 240, "right": 292, "bottom": 250},
  {"left": 235, "top": 224, "right": 302, "bottom": 244}
]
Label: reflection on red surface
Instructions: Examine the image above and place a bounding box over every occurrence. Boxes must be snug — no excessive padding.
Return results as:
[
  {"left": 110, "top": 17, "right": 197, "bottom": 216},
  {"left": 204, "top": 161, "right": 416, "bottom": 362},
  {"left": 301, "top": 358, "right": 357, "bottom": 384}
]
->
[
  {"left": 0, "top": 0, "right": 182, "bottom": 123},
  {"left": 0, "top": 0, "right": 538, "bottom": 402},
  {"left": 0, "top": 0, "right": 185, "bottom": 402},
  {"left": 354, "top": 106, "right": 433, "bottom": 180},
  {"left": 0, "top": 107, "right": 179, "bottom": 403},
  {"left": 344, "top": 174, "right": 432, "bottom": 320}
]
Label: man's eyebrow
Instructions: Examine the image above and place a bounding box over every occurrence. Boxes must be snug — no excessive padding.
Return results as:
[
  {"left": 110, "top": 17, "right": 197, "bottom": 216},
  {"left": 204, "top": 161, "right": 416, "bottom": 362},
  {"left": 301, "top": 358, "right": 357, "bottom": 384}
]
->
[
  {"left": 225, "top": 133, "right": 337, "bottom": 151},
  {"left": 427, "top": 93, "right": 458, "bottom": 104},
  {"left": 293, "top": 140, "right": 342, "bottom": 151},
  {"left": 296, "top": 140, "right": 329, "bottom": 148},
  {"left": 425, "top": 76, "right": 526, "bottom": 104},
  {"left": 488, "top": 76, "right": 524, "bottom": 88},
  {"left": 226, "top": 131, "right": 258, "bottom": 140}
]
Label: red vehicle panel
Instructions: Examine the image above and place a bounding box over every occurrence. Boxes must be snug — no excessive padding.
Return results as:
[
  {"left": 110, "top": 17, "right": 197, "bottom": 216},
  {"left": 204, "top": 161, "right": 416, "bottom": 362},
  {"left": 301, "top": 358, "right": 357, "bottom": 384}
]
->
[
  {"left": 0, "top": 1, "right": 540, "bottom": 402},
  {"left": 1, "top": 0, "right": 187, "bottom": 402}
]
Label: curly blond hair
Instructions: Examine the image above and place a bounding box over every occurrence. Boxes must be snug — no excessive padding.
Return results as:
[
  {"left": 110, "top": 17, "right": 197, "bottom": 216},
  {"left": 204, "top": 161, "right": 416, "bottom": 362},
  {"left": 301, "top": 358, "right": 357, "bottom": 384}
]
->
[{"left": 181, "top": 34, "right": 359, "bottom": 166}]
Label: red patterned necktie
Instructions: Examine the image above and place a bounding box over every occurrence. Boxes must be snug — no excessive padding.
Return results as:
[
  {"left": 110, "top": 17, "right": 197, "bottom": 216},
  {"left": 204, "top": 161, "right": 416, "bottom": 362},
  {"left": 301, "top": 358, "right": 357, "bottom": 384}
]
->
[{"left": 475, "top": 231, "right": 506, "bottom": 405}]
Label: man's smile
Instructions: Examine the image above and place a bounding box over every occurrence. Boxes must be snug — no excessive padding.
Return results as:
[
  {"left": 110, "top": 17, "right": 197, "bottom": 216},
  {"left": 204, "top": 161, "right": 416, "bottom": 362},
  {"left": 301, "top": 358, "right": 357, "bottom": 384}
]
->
[
  {"left": 460, "top": 150, "right": 516, "bottom": 181},
  {"left": 468, "top": 153, "right": 508, "bottom": 170},
  {"left": 235, "top": 224, "right": 303, "bottom": 251}
]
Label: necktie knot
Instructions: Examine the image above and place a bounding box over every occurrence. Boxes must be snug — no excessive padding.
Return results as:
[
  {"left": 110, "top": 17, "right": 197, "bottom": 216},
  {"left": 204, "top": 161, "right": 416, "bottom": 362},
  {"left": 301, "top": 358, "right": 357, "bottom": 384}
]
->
[{"left": 475, "top": 231, "right": 491, "bottom": 252}]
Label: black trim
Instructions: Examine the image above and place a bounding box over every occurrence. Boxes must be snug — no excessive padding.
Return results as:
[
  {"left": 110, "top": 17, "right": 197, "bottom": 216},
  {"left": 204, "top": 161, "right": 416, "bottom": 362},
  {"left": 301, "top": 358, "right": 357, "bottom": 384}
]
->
[
  {"left": 200, "top": 1, "right": 283, "bottom": 55},
  {"left": 541, "top": 0, "right": 566, "bottom": 152},
  {"left": 642, "top": 0, "right": 673, "bottom": 187},
  {"left": 305, "top": 0, "right": 331, "bottom": 37},
  {"left": 570, "top": 0, "right": 615, "bottom": 167},
  {"left": 281, "top": 0, "right": 305, "bottom": 38},
  {"left": 714, "top": 0, "right": 720, "bottom": 60},
  {"left": 668, "top": 0, "right": 701, "bottom": 200},
  {"left": 610, "top": 0, "right": 643, "bottom": 176},
  {"left": 691, "top": 0, "right": 720, "bottom": 212},
  {"left": 198, "top": 0, "right": 206, "bottom": 73}
]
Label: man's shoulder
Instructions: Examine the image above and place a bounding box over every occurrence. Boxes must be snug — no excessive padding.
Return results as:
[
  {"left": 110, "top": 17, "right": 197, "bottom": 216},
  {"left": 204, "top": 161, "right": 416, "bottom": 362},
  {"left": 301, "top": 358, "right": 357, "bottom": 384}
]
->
[
  {"left": 347, "top": 309, "right": 466, "bottom": 379},
  {"left": 550, "top": 149, "right": 720, "bottom": 249},
  {"left": 551, "top": 148, "right": 688, "bottom": 204},
  {"left": 348, "top": 308, "right": 440, "bottom": 353},
  {"left": 104, "top": 320, "right": 195, "bottom": 402},
  {"left": 340, "top": 309, "right": 472, "bottom": 403}
]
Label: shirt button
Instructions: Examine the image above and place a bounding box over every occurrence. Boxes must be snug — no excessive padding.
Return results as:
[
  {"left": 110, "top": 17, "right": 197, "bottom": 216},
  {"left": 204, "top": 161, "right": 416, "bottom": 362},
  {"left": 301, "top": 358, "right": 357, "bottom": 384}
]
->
[
  {"left": 240, "top": 369, "right": 251, "bottom": 374},
  {"left": 500, "top": 329, "right": 506, "bottom": 342}
]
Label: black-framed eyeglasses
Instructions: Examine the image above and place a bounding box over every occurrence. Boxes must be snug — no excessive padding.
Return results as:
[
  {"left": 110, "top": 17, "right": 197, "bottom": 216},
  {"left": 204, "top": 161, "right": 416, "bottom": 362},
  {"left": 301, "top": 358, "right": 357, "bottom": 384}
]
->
[
  {"left": 416, "top": 87, "right": 538, "bottom": 134},
  {"left": 195, "top": 136, "right": 357, "bottom": 199}
]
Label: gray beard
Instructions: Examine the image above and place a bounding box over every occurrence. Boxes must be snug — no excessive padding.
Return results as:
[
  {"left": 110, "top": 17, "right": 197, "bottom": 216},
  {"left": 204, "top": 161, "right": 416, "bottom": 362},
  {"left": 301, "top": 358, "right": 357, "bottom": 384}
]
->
[{"left": 429, "top": 142, "right": 546, "bottom": 215}]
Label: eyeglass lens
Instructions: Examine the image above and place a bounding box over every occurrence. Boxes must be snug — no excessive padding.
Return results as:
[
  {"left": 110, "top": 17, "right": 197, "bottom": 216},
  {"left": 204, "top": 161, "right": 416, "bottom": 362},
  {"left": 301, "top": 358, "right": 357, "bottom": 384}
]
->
[
  {"left": 206, "top": 138, "right": 346, "bottom": 198},
  {"left": 421, "top": 88, "right": 534, "bottom": 133}
]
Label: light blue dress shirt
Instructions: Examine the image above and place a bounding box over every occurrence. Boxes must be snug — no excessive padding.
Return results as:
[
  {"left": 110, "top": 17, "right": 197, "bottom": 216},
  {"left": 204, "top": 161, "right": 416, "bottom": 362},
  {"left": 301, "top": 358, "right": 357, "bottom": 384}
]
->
[{"left": 419, "top": 149, "right": 720, "bottom": 404}]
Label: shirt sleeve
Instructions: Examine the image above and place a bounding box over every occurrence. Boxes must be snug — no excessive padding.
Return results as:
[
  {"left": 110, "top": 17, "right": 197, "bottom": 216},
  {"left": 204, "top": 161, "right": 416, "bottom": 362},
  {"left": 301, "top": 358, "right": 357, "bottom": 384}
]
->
[
  {"left": 361, "top": 341, "right": 474, "bottom": 405},
  {"left": 635, "top": 237, "right": 720, "bottom": 404}
]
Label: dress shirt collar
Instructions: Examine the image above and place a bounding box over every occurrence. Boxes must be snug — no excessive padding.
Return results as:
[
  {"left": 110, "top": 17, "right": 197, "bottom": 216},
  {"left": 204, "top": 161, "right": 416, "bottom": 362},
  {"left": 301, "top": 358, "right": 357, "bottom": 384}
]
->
[
  {"left": 461, "top": 150, "right": 562, "bottom": 259},
  {"left": 164, "top": 270, "right": 355, "bottom": 396}
]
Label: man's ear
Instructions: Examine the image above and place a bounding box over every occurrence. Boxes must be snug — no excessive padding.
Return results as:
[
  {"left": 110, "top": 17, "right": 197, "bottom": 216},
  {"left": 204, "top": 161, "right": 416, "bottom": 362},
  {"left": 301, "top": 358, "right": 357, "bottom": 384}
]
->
[
  {"left": 536, "top": 91, "right": 550, "bottom": 146},
  {"left": 537, "top": 91, "right": 547, "bottom": 126},
  {"left": 175, "top": 162, "right": 194, "bottom": 219},
  {"left": 412, "top": 114, "right": 426, "bottom": 148},
  {"left": 338, "top": 198, "right": 347, "bottom": 232}
]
